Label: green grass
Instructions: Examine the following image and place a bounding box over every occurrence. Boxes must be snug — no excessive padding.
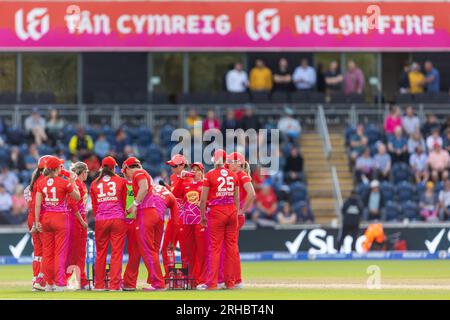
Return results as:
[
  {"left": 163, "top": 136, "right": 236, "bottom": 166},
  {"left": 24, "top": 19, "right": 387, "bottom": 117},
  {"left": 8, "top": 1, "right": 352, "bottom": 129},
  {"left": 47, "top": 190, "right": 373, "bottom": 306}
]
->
[{"left": 1, "top": 261, "right": 450, "bottom": 299}]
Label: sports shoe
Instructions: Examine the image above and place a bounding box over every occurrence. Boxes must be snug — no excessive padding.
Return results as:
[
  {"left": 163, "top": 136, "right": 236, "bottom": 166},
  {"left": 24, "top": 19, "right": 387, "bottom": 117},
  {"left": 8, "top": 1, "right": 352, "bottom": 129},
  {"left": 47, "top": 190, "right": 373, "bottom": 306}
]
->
[
  {"left": 143, "top": 285, "right": 166, "bottom": 291},
  {"left": 32, "top": 277, "right": 46, "bottom": 291},
  {"left": 218, "top": 282, "right": 226, "bottom": 289},
  {"left": 122, "top": 287, "right": 137, "bottom": 291},
  {"left": 45, "top": 284, "right": 56, "bottom": 292},
  {"left": 234, "top": 282, "right": 244, "bottom": 289},
  {"left": 92, "top": 288, "right": 107, "bottom": 292},
  {"left": 54, "top": 286, "right": 66, "bottom": 292},
  {"left": 109, "top": 288, "right": 123, "bottom": 292},
  {"left": 81, "top": 284, "right": 91, "bottom": 291},
  {"left": 196, "top": 284, "right": 208, "bottom": 290}
]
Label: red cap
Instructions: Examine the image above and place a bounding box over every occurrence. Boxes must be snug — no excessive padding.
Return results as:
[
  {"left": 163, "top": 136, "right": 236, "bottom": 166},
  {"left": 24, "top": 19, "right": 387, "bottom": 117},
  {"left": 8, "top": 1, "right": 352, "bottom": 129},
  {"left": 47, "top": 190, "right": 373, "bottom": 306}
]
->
[
  {"left": 190, "top": 162, "right": 204, "bottom": 171},
  {"left": 227, "top": 152, "right": 245, "bottom": 165},
  {"left": 102, "top": 156, "right": 117, "bottom": 169},
  {"left": 213, "top": 149, "right": 227, "bottom": 164},
  {"left": 166, "top": 154, "right": 187, "bottom": 166},
  {"left": 45, "top": 157, "right": 62, "bottom": 170},
  {"left": 122, "top": 157, "right": 141, "bottom": 169},
  {"left": 38, "top": 155, "right": 51, "bottom": 169}
]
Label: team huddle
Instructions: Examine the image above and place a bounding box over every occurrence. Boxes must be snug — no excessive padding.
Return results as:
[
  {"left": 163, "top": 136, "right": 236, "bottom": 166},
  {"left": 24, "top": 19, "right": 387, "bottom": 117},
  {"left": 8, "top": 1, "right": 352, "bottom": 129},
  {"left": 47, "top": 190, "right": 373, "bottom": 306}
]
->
[{"left": 25, "top": 149, "right": 255, "bottom": 291}]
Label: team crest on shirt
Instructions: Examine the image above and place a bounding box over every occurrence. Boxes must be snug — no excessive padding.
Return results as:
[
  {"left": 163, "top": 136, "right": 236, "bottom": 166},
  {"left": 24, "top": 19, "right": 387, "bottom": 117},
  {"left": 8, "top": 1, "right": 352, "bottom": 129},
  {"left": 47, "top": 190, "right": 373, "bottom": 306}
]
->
[
  {"left": 102, "top": 176, "right": 111, "bottom": 182},
  {"left": 47, "top": 178, "right": 54, "bottom": 186},
  {"left": 220, "top": 169, "right": 228, "bottom": 176},
  {"left": 186, "top": 191, "right": 200, "bottom": 204}
]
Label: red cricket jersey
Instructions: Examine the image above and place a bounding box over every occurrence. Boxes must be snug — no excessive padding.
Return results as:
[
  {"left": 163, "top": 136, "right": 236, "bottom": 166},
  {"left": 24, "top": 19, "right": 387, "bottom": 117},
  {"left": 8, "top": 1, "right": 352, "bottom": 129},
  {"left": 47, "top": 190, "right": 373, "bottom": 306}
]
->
[
  {"left": 152, "top": 184, "right": 179, "bottom": 223},
  {"left": 236, "top": 170, "right": 252, "bottom": 209},
  {"left": 90, "top": 175, "right": 127, "bottom": 221},
  {"left": 28, "top": 174, "right": 45, "bottom": 221},
  {"left": 132, "top": 169, "right": 154, "bottom": 210},
  {"left": 203, "top": 167, "right": 238, "bottom": 206},
  {"left": 69, "top": 179, "right": 88, "bottom": 216},
  {"left": 36, "top": 176, "right": 74, "bottom": 213},
  {"left": 172, "top": 178, "right": 203, "bottom": 224}
]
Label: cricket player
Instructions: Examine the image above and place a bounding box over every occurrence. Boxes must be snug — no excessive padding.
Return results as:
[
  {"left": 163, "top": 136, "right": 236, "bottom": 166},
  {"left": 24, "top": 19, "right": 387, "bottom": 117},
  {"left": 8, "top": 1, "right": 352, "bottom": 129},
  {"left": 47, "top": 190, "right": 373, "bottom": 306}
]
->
[
  {"left": 34, "top": 156, "right": 81, "bottom": 291},
  {"left": 90, "top": 156, "right": 128, "bottom": 291},
  {"left": 199, "top": 149, "right": 239, "bottom": 290}
]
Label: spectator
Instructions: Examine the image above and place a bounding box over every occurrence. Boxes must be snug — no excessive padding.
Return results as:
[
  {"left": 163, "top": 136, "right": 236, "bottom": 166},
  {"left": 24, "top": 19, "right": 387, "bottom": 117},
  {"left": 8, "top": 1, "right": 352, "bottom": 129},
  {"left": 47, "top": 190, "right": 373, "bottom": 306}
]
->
[
  {"left": 65, "top": 154, "right": 79, "bottom": 172},
  {"left": 46, "top": 108, "right": 65, "bottom": 146},
  {"left": 419, "top": 181, "right": 439, "bottom": 222},
  {"left": 251, "top": 166, "right": 268, "bottom": 191},
  {"left": 355, "top": 148, "right": 374, "bottom": 183},
  {"left": 426, "top": 127, "right": 443, "bottom": 152},
  {"left": 349, "top": 124, "right": 368, "bottom": 162},
  {"left": 440, "top": 116, "right": 450, "bottom": 135},
  {"left": 68, "top": 127, "right": 94, "bottom": 158},
  {"left": 388, "top": 126, "right": 408, "bottom": 163},
  {"left": 7, "top": 146, "right": 26, "bottom": 171},
  {"left": 84, "top": 153, "right": 100, "bottom": 182},
  {"left": 343, "top": 60, "right": 365, "bottom": 95},
  {"left": 398, "top": 62, "right": 411, "bottom": 94},
  {"left": 185, "top": 108, "right": 202, "bottom": 136},
  {"left": 421, "top": 113, "right": 440, "bottom": 138},
  {"left": 249, "top": 59, "right": 273, "bottom": 92},
  {"left": 408, "top": 62, "right": 425, "bottom": 94},
  {"left": 238, "top": 106, "right": 261, "bottom": 131},
  {"left": 410, "top": 145, "right": 429, "bottom": 183},
  {"left": 443, "top": 129, "right": 450, "bottom": 154},
  {"left": 221, "top": 109, "right": 238, "bottom": 134},
  {"left": 324, "top": 60, "right": 343, "bottom": 94},
  {"left": 112, "top": 128, "right": 129, "bottom": 161},
  {"left": 407, "top": 130, "right": 426, "bottom": 154},
  {"left": 283, "top": 146, "right": 304, "bottom": 184},
  {"left": 0, "top": 167, "right": 19, "bottom": 194},
  {"left": 316, "top": 63, "right": 326, "bottom": 93},
  {"left": 253, "top": 183, "right": 278, "bottom": 222},
  {"left": 428, "top": 143, "right": 449, "bottom": 182},
  {"left": 0, "top": 184, "right": 12, "bottom": 224},
  {"left": 278, "top": 107, "right": 301, "bottom": 141},
  {"left": 373, "top": 143, "right": 391, "bottom": 181},
  {"left": 337, "top": 190, "right": 363, "bottom": 252},
  {"left": 225, "top": 62, "right": 248, "bottom": 93},
  {"left": 363, "top": 180, "right": 385, "bottom": 221},
  {"left": 276, "top": 202, "right": 297, "bottom": 225},
  {"left": 424, "top": 61, "right": 440, "bottom": 93},
  {"left": 24, "top": 143, "right": 40, "bottom": 170},
  {"left": 438, "top": 179, "right": 450, "bottom": 221},
  {"left": 273, "top": 58, "right": 292, "bottom": 92},
  {"left": 24, "top": 107, "right": 47, "bottom": 146},
  {"left": 402, "top": 106, "right": 420, "bottom": 137},
  {"left": 11, "top": 184, "right": 27, "bottom": 224},
  {"left": 297, "top": 204, "right": 314, "bottom": 224},
  {"left": 292, "top": 58, "right": 316, "bottom": 91},
  {"left": 94, "top": 134, "right": 111, "bottom": 159},
  {"left": 202, "top": 110, "right": 220, "bottom": 133},
  {"left": 384, "top": 105, "right": 402, "bottom": 135}
]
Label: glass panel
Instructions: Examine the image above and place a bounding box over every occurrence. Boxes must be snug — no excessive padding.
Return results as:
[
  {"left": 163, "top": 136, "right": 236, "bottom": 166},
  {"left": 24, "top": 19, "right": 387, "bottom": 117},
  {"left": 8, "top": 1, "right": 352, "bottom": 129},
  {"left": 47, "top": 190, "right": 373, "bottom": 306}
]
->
[
  {"left": 152, "top": 53, "right": 183, "bottom": 95},
  {"left": 189, "top": 53, "right": 244, "bottom": 93},
  {"left": 314, "top": 53, "right": 341, "bottom": 71},
  {"left": 0, "top": 54, "right": 17, "bottom": 93},
  {"left": 23, "top": 53, "right": 77, "bottom": 103},
  {"left": 344, "top": 53, "right": 378, "bottom": 101}
]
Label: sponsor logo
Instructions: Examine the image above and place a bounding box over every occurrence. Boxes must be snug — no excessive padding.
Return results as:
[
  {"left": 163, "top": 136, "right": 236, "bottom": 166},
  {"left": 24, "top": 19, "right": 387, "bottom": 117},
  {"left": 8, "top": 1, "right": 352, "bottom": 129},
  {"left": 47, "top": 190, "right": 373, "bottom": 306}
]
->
[
  {"left": 15, "top": 8, "right": 50, "bottom": 41},
  {"left": 186, "top": 191, "right": 200, "bottom": 204},
  {"left": 245, "top": 8, "right": 280, "bottom": 41},
  {"left": 102, "top": 176, "right": 111, "bottom": 182},
  {"left": 220, "top": 169, "right": 228, "bottom": 176},
  {"left": 47, "top": 178, "right": 54, "bottom": 186}
]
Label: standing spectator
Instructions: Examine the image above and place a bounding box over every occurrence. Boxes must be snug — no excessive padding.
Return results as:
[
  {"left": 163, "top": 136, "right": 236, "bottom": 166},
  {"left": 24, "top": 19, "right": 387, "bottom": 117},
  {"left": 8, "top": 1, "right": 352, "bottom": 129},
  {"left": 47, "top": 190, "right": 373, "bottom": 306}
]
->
[
  {"left": 11, "top": 184, "right": 27, "bottom": 224},
  {"left": 24, "top": 107, "right": 47, "bottom": 146},
  {"left": 276, "top": 202, "right": 297, "bottom": 225},
  {"left": 398, "top": 62, "right": 411, "bottom": 94},
  {"left": 292, "top": 58, "right": 316, "bottom": 91},
  {"left": 428, "top": 143, "right": 450, "bottom": 182},
  {"left": 278, "top": 107, "right": 301, "bottom": 141},
  {"left": 253, "top": 183, "right": 278, "bottom": 222},
  {"left": 221, "top": 109, "right": 238, "bottom": 134},
  {"left": 426, "top": 127, "right": 443, "bottom": 152},
  {"left": 324, "top": 60, "right": 343, "bottom": 94},
  {"left": 24, "top": 144, "right": 40, "bottom": 170},
  {"left": 419, "top": 181, "right": 439, "bottom": 222},
  {"left": 283, "top": 146, "right": 304, "bottom": 184},
  {"left": 407, "top": 130, "right": 426, "bottom": 155},
  {"left": 185, "top": 108, "right": 202, "bottom": 136},
  {"left": 68, "top": 127, "right": 94, "bottom": 158},
  {"left": 410, "top": 146, "right": 429, "bottom": 183},
  {"left": 387, "top": 126, "right": 408, "bottom": 163},
  {"left": 424, "top": 61, "right": 440, "bottom": 93},
  {"left": 421, "top": 113, "right": 440, "bottom": 138},
  {"left": 46, "top": 108, "right": 65, "bottom": 146},
  {"left": 363, "top": 180, "right": 385, "bottom": 221},
  {"left": 0, "top": 167, "right": 19, "bottom": 194},
  {"left": 402, "top": 106, "right": 420, "bottom": 137},
  {"left": 249, "top": 59, "right": 273, "bottom": 92},
  {"left": 94, "top": 134, "right": 111, "bottom": 159},
  {"left": 0, "top": 184, "right": 13, "bottom": 224},
  {"left": 337, "top": 190, "right": 363, "bottom": 252},
  {"left": 373, "top": 143, "right": 391, "bottom": 181},
  {"left": 355, "top": 148, "right": 374, "bottom": 183},
  {"left": 349, "top": 124, "right": 368, "bottom": 163},
  {"left": 384, "top": 106, "right": 402, "bottom": 135},
  {"left": 438, "top": 179, "right": 450, "bottom": 221},
  {"left": 343, "top": 60, "right": 365, "bottom": 95},
  {"left": 408, "top": 62, "right": 425, "bottom": 94},
  {"left": 202, "top": 110, "right": 220, "bottom": 133},
  {"left": 273, "top": 58, "right": 292, "bottom": 92},
  {"left": 7, "top": 146, "right": 26, "bottom": 171},
  {"left": 225, "top": 62, "right": 248, "bottom": 93},
  {"left": 316, "top": 63, "right": 326, "bottom": 93}
]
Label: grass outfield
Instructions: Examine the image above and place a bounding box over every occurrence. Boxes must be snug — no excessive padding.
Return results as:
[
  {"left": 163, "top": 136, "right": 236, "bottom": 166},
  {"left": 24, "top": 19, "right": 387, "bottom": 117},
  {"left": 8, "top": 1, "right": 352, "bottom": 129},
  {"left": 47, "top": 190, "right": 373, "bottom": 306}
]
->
[{"left": 1, "top": 260, "right": 450, "bottom": 299}]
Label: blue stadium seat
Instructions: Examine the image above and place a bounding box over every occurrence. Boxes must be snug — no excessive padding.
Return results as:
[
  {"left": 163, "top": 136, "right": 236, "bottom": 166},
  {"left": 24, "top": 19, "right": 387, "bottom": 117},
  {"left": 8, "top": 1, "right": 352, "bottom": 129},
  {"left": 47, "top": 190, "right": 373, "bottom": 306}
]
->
[
  {"left": 160, "top": 124, "right": 176, "bottom": 146},
  {"left": 137, "top": 126, "right": 153, "bottom": 146},
  {"left": 365, "top": 124, "right": 382, "bottom": 145},
  {"left": 356, "top": 182, "right": 370, "bottom": 200},
  {"left": 400, "top": 200, "right": 419, "bottom": 220},
  {"left": 344, "top": 127, "right": 356, "bottom": 147},
  {"left": 392, "top": 162, "right": 411, "bottom": 184},
  {"left": 289, "top": 182, "right": 308, "bottom": 205},
  {"left": 396, "top": 181, "right": 416, "bottom": 203},
  {"left": 416, "top": 182, "right": 426, "bottom": 197},
  {"left": 6, "top": 127, "right": 25, "bottom": 146},
  {"left": 384, "top": 201, "right": 400, "bottom": 221},
  {"left": 380, "top": 181, "right": 395, "bottom": 202},
  {"left": 146, "top": 144, "right": 163, "bottom": 165}
]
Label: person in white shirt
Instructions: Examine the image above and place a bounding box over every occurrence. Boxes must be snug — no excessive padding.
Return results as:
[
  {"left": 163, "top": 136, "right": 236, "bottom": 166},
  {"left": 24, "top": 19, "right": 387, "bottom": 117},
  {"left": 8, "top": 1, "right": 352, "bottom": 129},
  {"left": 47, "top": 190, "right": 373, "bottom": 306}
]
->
[
  {"left": 402, "top": 106, "right": 420, "bottom": 137},
  {"left": 426, "top": 128, "right": 443, "bottom": 152},
  {"left": 24, "top": 108, "right": 47, "bottom": 146},
  {"left": 0, "top": 184, "right": 12, "bottom": 212},
  {"left": 225, "top": 62, "right": 248, "bottom": 93},
  {"left": 438, "top": 179, "right": 450, "bottom": 221},
  {"left": 292, "top": 58, "right": 316, "bottom": 91},
  {"left": 278, "top": 107, "right": 301, "bottom": 140},
  {"left": 409, "top": 146, "right": 429, "bottom": 183}
]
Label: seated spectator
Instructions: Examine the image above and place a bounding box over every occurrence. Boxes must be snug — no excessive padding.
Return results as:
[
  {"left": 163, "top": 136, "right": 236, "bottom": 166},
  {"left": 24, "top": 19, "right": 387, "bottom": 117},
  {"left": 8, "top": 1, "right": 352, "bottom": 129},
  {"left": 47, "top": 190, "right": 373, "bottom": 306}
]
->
[
  {"left": 24, "top": 143, "right": 40, "bottom": 170},
  {"left": 324, "top": 60, "right": 343, "bottom": 95},
  {"left": 278, "top": 107, "right": 301, "bottom": 141},
  {"left": 11, "top": 184, "right": 27, "bottom": 224},
  {"left": 0, "top": 183, "right": 13, "bottom": 224},
  {"left": 373, "top": 143, "right": 391, "bottom": 181},
  {"left": 112, "top": 128, "right": 129, "bottom": 161},
  {"left": 46, "top": 108, "right": 65, "bottom": 146},
  {"left": 387, "top": 126, "right": 408, "bottom": 163},
  {"left": 221, "top": 109, "right": 238, "bottom": 134},
  {"left": 273, "top": 58, "right": 293, "bottom": 92},
  {"left": 349, "top": 124, "right": 368, "bottom": 163},
  {"left": 355, "top": 148, "right": 374, "bottom": 183},
  {"left": 407, "top": 130, "right": 426, "bottom": 154},
  {"left": 249, "top": 59, "right": 273, "bottom": 92},
  {"left": 251, "top": 166, "right": 268, "bottom": 191},
  {"left": 402, "top": 106, "right": 420, "bottom": 137},
  {"left": 238, "top": 105, "right": 261, "bottom": 131},
  {"left": 424, "top": 61, "right": 440, "bottom": 93},
  {"left": 202, "top": 110, "right": 220, "bottom": 133},
  {"left": 7, "top": 146, "right": 26, "bottom": 171},
  {"left": 65, "top": 154, "right": 79, "bottom": 171},
  {"left": 398, "top": 61, "right": 410, "bottom": 94},
  {"left": 410, "top": 146, "right": 429, "bottom": 183},
  {"left": 419, "top": 181, "right": 439, "bottom": 222},
  {"left": 276, "top": 202, "right": 297, "bottom": 225},
  {"left": 283, "top": 146, "right": 304, "bottom": 184},
  {"left": 408, "top": 62, "right": 425, "bottom": 94},
  {"left": 421, "top": 113, "right": 440, "bottom": 138},
  {"left": 426, "top": 127, "right": 443, "bottom": 152},
  {"left": 84, "top": 153, "right": 100, "bottom": 182},
  {"left": 444, "top": 129, "right": 450, "bottom": 154},
  {"left": 253, "top": 183, "right": 278, "bottom": 222},
  {"left": 440, "top": 116, "right": 450, "bottom": 134},
  {"left": 24, "top": 107, "right": 48, "bottom": 146},
  {"left": 363, "top": 180, "right": 385, "bottom": 221},
  {"left": 292, "top": 58, "right": 316, "bottom": 91},
  {"left": 428, "top": 143, "right": 450, "bottom": 182},
  {"left": 343, "top": 60, "right": 365, "bottom": 95},
  {"left": 384, "top": 106, "right": 402, "bottom": 135},
  {"left": 297, "top": 204, "right": 315, "bottom": 224},
  {"left": 185, "top": 108, "right": 202, "bottom": 137},
  {"left": 225, "top": 62, "right": 248, "bottom": 93},
  {"left": 438, "top": 179, "right": 450, "bottom": 221},
  {"left": 94, "top": 134, "right": 111, "bottom": 159},
  {"left": 0, "top": 167, "right": 19, "bottom": 194},
  {"left": 68, "top": 127, "right": 94, "bottom": 159}
]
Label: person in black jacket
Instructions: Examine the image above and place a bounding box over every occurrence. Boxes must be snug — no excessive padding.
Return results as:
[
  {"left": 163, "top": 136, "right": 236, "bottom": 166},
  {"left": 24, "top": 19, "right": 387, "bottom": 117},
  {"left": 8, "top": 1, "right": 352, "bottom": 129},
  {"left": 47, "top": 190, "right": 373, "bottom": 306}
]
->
[
  {"left": 363, "top": 180, "right": 385, "bottom": 221},
  {"left": 337, "top": 190, "right": 363, "bottom": 252},
  {"left": 283, "top": 146, "right": 304, "bottom": 184}
]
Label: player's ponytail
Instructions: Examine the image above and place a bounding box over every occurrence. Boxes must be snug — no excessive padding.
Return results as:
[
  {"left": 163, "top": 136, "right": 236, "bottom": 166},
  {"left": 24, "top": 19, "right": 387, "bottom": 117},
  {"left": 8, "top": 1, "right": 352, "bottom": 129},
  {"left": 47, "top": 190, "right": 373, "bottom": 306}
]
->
[
  {"left": 29, "top": 168, "right": 43, "bottom": 191},
  {"left": 95, "top": 167, "right": 116, "bottom": 184},
  {"left": 243, "top": 161, "right": 251, "bottom": 176}
]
